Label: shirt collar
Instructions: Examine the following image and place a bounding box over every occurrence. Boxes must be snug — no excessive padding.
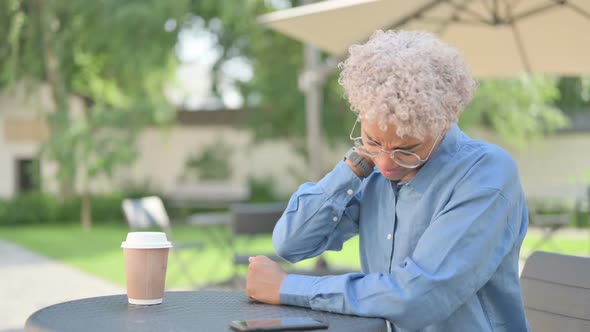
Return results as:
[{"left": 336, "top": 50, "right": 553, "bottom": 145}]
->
[{"left": 404, "top": 124, "right": 464, "bottom": 194}]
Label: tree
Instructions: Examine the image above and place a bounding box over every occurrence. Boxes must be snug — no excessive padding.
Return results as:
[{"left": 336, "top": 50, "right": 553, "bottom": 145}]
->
[
  {"left": 1, "top": 0, "right": 189, "bottom": 229},
  {"left": 185, "top": 1, "right": 354, "bottom": 151},
  {"left": 555, "top": 76, "right": 590, "bottom": 113},
  {"left": 461, "top": 75, "right": 569, "bottom": 147}
]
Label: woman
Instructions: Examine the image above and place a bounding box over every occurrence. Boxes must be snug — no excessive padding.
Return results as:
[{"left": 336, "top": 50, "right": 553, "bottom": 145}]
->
[{"left": 247, "top": 30, "right": 530, "bottom": 332}]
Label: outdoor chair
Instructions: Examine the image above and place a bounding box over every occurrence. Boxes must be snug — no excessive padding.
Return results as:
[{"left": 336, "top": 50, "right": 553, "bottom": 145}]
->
[
  {"left": 122, "top": 196, "right": 204, "bottom": 288},
  {"left": 520, "top": 251, "right": 590, "bottom": 331},
  {"left": 527, "top": 202, "right": 572, "bottom": 255},
  {"left": 230, "top": 202, "right": 287, "bottom": 272},
  {"left": 229, "top": 202, "right": 360, "bottom": 280},
  {"left": 202, "top": 202, "right": 286, "bottom": 289}
]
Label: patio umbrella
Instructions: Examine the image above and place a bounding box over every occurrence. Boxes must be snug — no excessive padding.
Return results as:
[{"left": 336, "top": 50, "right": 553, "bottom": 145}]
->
[{"left": 258, "top": 0, "right": 590, "bottom": 78}]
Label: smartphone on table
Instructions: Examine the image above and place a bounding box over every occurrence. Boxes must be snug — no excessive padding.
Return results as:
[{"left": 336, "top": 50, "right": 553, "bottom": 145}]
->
[{"left": 229, "top": 317, "right": 329, "bottom": 331}]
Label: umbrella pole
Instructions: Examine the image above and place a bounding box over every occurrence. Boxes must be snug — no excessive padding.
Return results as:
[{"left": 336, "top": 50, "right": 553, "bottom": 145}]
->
[
  {"left": 298, "top": 0, "right": 323, "bottom": 182},
  {"left": 302, "top": 0, "right": 326, "bottom": 270},
  {"left": 303, "top": 43, "right": 324, "bottom": 182},
  {"left": 300, "top": 0, "right": 341, "bottom": 270}
]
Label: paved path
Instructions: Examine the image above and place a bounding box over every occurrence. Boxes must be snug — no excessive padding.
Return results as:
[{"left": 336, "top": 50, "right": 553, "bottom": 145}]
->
[{"left": 0, "top": 239, "right": 124, "bottom": 332}]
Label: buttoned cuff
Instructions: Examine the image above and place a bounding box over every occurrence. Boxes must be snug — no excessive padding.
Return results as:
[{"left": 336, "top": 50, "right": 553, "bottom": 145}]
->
[
  {"left": 279, "top": 274, "right": 319, "bottom": 308},
  {"left": 317, "top": 161, "right": 364, "bottom": 198}
]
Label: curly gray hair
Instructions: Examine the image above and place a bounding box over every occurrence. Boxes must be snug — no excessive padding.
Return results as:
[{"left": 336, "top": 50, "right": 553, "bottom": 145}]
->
[{"left": 338, "top": 30, "right": 478, "bottom": 139}]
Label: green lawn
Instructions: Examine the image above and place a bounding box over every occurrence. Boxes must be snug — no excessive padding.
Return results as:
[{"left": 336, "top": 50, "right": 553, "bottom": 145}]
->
[
  {"left": 520, "top": 229, "right": 590, "bottom": 257},
  {"left": 0, "top": 224, "right": 588, "bottom": 289},
  {"left": 0, "top": 224, "right": 360, "bottom": 289}
]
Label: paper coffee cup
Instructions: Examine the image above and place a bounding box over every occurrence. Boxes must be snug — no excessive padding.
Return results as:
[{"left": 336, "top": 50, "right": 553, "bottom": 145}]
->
[{"left": 121, "top": 232, "right": 172, "bottom": 305}]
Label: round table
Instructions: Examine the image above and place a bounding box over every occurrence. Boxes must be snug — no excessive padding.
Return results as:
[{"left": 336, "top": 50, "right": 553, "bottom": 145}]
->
[{"left": 25, "top": 291, "right": 388, "bottom": 332}]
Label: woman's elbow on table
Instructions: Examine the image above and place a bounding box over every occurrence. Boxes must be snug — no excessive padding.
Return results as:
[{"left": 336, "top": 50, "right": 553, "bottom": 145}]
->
[
  {"left": 272, "top": 231, "right": 307, "bottom": 263},
  {"left": 346, "top": 275, "right": 456, "bottom": 330},
  {"left": 357, "top": 293, "right": 449, "bottom": 330}
]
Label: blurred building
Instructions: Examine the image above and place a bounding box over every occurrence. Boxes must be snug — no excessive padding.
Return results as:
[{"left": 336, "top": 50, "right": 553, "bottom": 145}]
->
[
  {"left": 0, "top": 83, "right": 341, "bottom": 199},
  {"left": 0, "top": 83, "right": 51, "bottom": 197},
  {"left": 469, "top": 121, "right": 590, "bottom": 203},
  {"left": 0, "top": 84, "right": 589, "bottom": 204}
]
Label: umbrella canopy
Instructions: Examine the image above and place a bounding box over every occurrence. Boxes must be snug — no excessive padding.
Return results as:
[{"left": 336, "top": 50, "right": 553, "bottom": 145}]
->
[{"left": 258, "top": 0, "right": 590, "bottom": 78}]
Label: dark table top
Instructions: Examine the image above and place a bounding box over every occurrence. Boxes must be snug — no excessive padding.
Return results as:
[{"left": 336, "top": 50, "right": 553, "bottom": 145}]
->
[{"left": 25, "top": 290, "right": 388, "bottom": 332}]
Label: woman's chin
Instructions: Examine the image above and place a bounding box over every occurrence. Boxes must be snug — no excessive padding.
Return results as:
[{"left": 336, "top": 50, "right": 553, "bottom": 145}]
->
[
  {"left": 381, "top": 169, "right": 405, "bottom": 180},
  {"left": 381, "top": 168, "right": 417, "bottom": 182}
]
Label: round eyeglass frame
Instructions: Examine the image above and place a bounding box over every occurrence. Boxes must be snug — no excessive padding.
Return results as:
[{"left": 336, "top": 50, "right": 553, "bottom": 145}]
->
[{"left": 348, "top": 118, "right": 441, "bottom": 169}]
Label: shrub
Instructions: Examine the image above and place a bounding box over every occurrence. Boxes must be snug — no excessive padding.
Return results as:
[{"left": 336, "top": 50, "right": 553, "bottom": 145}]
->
[
  {"left": 0, "top": 191, "right": 144, "bottom": 226},
  {"left": 247, "top": 176, "right": 280, "bottom": 203},
  {"left": 0, "top": 192, "right": 59, "bottom": 225}
]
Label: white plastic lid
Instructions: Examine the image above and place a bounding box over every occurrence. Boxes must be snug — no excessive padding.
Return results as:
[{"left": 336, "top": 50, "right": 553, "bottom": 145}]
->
[{"left": 121, "top": 232, "right": 172, "bottom": 249}]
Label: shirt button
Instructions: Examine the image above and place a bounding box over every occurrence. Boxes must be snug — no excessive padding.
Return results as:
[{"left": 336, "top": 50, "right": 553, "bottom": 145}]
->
[
  {"left": 346, "top": 189, "right": 354, "bottom": 195},
  {"left": 387, "top": 233, "right": 392, "bottom": 240},
  {"left": 332, "top": 216, "right": 338, "bottom": 222}
]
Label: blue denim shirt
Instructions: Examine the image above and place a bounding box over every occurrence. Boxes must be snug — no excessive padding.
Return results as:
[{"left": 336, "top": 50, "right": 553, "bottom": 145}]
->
[{"left": 273, "top": 125, "right": 530, "bottom": 331}]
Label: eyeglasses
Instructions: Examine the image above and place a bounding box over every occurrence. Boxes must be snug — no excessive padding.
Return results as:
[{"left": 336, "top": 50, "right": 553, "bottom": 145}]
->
[{"left": 349, "top": 118, "right": 441, "bottom": 169}]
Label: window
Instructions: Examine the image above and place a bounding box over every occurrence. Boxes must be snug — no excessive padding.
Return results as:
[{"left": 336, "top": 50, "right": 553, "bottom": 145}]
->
[{"left": 16, "top": 159, "right": 39, "bottom": 193}]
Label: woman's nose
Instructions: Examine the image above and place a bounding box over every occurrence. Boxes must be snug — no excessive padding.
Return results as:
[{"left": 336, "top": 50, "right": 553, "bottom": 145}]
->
[{"left": 373, "top": 153, "right": 396, "bottom": 170}]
